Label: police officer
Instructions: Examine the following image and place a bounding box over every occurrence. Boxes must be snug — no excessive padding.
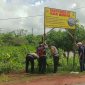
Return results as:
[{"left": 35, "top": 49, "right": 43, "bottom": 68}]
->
[
  {"left": 77, "top": 42, "right": 84, "bottom": 72},
  {"left": 25, "top": 53, "right": 39, "bottom": 73},
  {"left": 37, "top": 42, "right": 47, "bottom": 73},
  {"left": 49, "top": 45, "right": 59, "bottom": 73},
  {"left": 82, "top": 42, "right": 85, "bottom": 70}
]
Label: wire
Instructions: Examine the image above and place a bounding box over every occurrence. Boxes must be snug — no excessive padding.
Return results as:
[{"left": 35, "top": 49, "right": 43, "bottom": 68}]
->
[
  {"left": 73, "top": 7, "right": 85, "bottom": 10},
  {"left": 0, "top": 7, "right": 85, "bottom": 21},
  {"left": 0, "top": 15, "right": 43, "bottom": 20}
]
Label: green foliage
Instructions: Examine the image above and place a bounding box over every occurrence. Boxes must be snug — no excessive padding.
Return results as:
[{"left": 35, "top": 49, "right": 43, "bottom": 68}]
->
[
  {"left": 12, "top": 37, "right": 28, "bottom": 46},
  {"left": 0, "top": 45, "right": 35, "bottom": 73},
  {"left": 26, "top": 34, "right": 42, "bottom": 46},
  {"left": 1, "top": 33, "right": 28, "bottom": 46},
  {"left": 46, "top": 25, "right": 85, "bottom": 51},
  {"left": 0, "top": 25, "right": 85, "bottom": 73},
  {"left": 46, "top": 49, "right": 80, "bottom": 73},
  {"left": 76, "top": 25, "right": 85, "bottom": 42},
  {"left": 46, "top": 30, "right": 73, "bottom": 51}
]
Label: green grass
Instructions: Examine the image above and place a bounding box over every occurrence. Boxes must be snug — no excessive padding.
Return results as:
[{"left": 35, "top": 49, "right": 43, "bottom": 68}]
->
[
  {"left": 0, "top": 45, "right": 35, "bottom": 73},
  {"left": 0, "top": 45, "right": 81, "bottom": 74}
]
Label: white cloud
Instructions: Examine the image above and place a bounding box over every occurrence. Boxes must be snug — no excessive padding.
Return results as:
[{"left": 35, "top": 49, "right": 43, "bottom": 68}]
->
[
  {"left": 34, "top": 1, "right": 43, "bottom": 6},
  {"left": 0, "top": 0, "right": 85, "bottom": 34},
  {"left": 71, "top": 3, "right": 77, "bottom": 9}
]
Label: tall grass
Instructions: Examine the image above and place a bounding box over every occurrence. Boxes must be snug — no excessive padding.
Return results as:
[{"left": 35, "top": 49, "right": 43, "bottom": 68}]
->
[
  {"left": 0, "top": 45, "right": 35, "bottom": 73},
  {"left": 0, "top": 46, "right": 80, "bottom": 74}
]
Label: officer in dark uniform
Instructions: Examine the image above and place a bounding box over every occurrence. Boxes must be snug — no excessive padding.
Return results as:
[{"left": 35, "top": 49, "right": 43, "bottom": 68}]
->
[
  {"left": 77, "top": 42, "right": 84, "bottom": 72},
  {"left": 37, "top": 42, "right": 47, "bottom": 73},
  {"left": 25, "top": 53, "right": 39, "bottom": 73},
  {"left": 49, "top": 45, "right": 59, "bottom": 73},
  {"left": 82, "top": 43, "right": 85, "bottom": 70}
]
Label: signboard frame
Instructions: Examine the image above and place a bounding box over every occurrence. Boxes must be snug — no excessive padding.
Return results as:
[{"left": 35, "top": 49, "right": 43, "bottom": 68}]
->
[
  {"left": 43, "top": 7, "right": 76, "bottom": 69},
  {"left": 44, "top": 7, "right": 76, "bottom": 29}
]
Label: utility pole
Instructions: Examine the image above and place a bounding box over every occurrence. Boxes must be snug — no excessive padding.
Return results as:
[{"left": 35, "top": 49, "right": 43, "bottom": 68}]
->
[
  {"left": 32, "top": 28, "right": 33, "bottom": 36},
  {"left": 0, "top": 28, "right": 3, "bottom": 33}
]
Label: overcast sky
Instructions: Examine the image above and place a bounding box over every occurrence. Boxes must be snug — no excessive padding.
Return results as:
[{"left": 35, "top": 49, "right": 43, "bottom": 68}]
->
[{"left": 0, "top": 0, "right": 85, "bottom": 34}]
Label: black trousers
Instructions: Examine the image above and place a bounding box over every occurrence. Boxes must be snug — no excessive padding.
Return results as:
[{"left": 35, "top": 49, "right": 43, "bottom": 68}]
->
[
  {"left": 38, "top": 56, "right": 46, "bottom": 73},
  {"left": 26, "top": 55, "right": 34, "bottom": 73},
  {"left": 79, "top": 57, "right": 84, "bottom": 72},
  {"left": 53, "top": 56, "right": 59, "bottom": 73}
]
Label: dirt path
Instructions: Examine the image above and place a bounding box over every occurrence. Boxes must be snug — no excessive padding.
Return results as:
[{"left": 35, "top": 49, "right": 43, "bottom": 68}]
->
[
  {"left": 1, "top": 73, "right": 85, "bottom": 85},
  {"left": 28, "top": 75, "right": 85, "bottom": 85}
]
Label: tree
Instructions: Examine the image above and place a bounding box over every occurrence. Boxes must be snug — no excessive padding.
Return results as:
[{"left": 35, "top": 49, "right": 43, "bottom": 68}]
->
[
  {"left": 46, "top": 30, "right": 73, "bottom": 51},
  {"left": 76, "top": 25, "right": 85, "bottom": 42}
]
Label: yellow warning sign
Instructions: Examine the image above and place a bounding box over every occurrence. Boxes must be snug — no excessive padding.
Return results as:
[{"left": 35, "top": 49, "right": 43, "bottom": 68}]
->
[{"left": 44, "top": 7, "right": 76, "bottom": 29}]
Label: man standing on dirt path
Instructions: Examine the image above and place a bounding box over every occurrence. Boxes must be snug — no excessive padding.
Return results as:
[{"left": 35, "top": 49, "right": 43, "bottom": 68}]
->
[
  {"left": 49, "top": 45, "right": 59, "bottom": 73},
  {"left": 77, "top": 42, "right": 85, "bottom": 72},
  {"left": 25, "top": 53, "right": 39, "bottom": 73},
  {"left": 37, "top": 42, "right": 47, "bottom": 74},
  {"left": 82, "top": 42, "right": 85, "bottom": 71}
]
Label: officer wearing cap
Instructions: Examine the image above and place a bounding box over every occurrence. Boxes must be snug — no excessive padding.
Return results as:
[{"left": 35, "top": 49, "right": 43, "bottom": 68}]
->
[{"left": 77, "top": 42, "right": 84, "bottom": 72}]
